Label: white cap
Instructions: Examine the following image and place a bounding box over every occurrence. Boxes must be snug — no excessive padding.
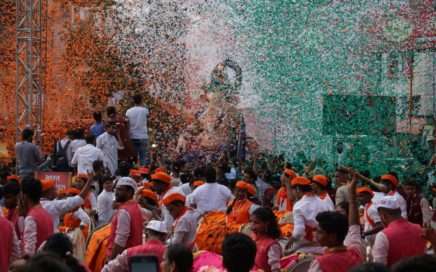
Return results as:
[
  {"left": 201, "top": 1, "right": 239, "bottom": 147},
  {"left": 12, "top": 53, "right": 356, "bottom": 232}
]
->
[
  {"left": 376, "top": 195, "right": 401, "bottom": 210},
  {"left": 116, "top": 177, "right": 137, "bottom": 192},
  {"left": 145, "top": 220, "right": 168, "bottom": 234}
]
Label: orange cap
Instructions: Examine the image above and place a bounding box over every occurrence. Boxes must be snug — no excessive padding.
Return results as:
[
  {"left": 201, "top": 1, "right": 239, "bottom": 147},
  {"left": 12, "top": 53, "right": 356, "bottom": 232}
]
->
[
  {"left": 7, "top": 175, "right": 19, "bottom": 182},
  {"left": 151, "top": 172, "right": 172, "bottom": 185},
  {"left": 41, "top": 179, "right": 56, "bottom": 192},
  {"left": 65, "top": 187, "right": 81, "bottom": 196},
  {"left": 291, "top": 176, "right": 311, "bottom": 187},
  {"left": 235, "top": 180, "right": 257, "bottom": 196},
  {"left": 381, "top": 174, "right": 399, "bottom": 187},
  {"left": 284, "top": 168, "right": 296, "bottom": 179},
  {"left": 356, "top": 187, "right": 374, "bottom": 196},
  {"left": 141, "top": 189, "right": 158, "bottom": 204},
  {"left": 162, "top": 192, "right": 186, "bottom": 206},
  {"left": 130, "top": 169, "right": 142, "bottom": 177},
  {"left": 192, "top": 180, "right": 205, "bottom": 188},
  {"left": 312, "top": 175, "right": 328, "bottom": 188}
]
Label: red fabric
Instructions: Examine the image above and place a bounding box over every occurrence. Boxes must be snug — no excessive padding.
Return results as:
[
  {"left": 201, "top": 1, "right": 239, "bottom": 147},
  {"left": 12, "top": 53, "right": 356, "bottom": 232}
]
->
[
  {"left": 254, "top": 236, "right": 277, "bottom": 272},
  {"left": 0, "top": 216, "right": 13, "bottom": 272},
  {"left": 316, "top": 248, "right": 363, "bottom": 272},
  {"left": 126, "top": 239, "right": 166, "bottom": 263},
  {"left": 108, "top": 201, "right": 144, "bottom": 256},
  {"left": 227, "top": 199, "right": 253, "bottom": 225},
  {"left": 28, "top": 205, "right": 54, "bottom": 250},
  {"left": 382, "top": 218, "right": 426, "bottom": 267}
]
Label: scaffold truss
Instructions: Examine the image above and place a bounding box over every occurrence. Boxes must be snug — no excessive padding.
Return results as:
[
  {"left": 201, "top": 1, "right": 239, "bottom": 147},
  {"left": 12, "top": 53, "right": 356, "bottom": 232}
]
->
[{"left": 15, "top": 0, "right": 46, "bottom": 140}]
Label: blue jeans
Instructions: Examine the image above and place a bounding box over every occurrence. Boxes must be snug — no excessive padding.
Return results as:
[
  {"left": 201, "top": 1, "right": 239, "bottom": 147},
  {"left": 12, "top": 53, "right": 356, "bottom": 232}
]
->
[{"left": 131, "top": 139, "right": 149, "bottom": 166}]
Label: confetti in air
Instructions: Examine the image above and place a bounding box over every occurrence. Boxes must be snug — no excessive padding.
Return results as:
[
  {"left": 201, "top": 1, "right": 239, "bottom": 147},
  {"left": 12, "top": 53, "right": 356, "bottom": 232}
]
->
[{"left": 0, "top": 0, "right": 435, "bottom": 180}]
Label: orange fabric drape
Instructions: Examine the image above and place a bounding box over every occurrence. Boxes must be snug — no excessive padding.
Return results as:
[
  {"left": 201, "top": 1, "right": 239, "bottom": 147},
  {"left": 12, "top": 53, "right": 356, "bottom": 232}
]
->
[{"left": 84, "top": 224, "right": 111, "bottom": 272}]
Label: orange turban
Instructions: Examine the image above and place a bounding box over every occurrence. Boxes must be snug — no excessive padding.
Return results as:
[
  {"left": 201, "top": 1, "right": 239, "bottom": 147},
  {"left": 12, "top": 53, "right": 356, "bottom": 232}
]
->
[
  {"left": 7, "top": 175, "right": 19, "bottom": 182},
  {"left": 356, "top": 187, "right": 374, "bottom": 196},
  {"left": 41, "top": 179, "right": 56, "bottom": 192},
  {"left": 151, "top": 172, "right": 172, "bottom": 185},
  {"left": 65, "top": 188, "right": 81, "bottom": 196},
  {"left": 141, "top": 189, "right": 158, "bottom": 204},
  {"left": 312, "top": 175, "right": 328, "bottom": 188},
  {"left": 284, "top": 168, "right": 296, "bottom": 179},
  {"left": 130, "top": 169, "right": 141, "bottom": 177},
  {"left": 154, "top": 168, "right": 166, "bottom": 174},
  {"left": 192, "top": 180, "right": 205, "bottom": 188},
  {"left": 235, "top": 181, "right": 257, "bottom": 196},
  {"left": 291, "top": 176, "right": 311, "bottom": 187},
  {"left": 138, "top": 167, "right": 150, "bottom": 175},
  {"left": 162, "top": 193, "right": 186, "bottom": 206},
  {"left": 381, "top": 174, "right": 399, "bottom": 187}
]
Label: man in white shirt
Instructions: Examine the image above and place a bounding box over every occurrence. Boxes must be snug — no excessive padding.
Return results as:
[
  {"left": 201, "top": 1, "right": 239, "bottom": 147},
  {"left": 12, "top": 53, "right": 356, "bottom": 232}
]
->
[
  {"left": 71, "top": 135, "right": 106, "bottom": 174},
  {"left": 68, "top": 128, "right": 87, "bottom": 160},
  {"left": 125, "top": 94, "right": 149, "bottom": 166},
  {"left": 97, "top": 123, "right": 124, "bottom": 176},
  {"left": 188, "top": 165, "right": 233, "bottom": 214},
  {"left": 287, "top": 176, "right": 332, "bottom": 252},
  {"left": 97, "top": 177, "right": 115, "bottom": 226},
  {"left": 372, "top": 195, "right": 426, "bottom": 267},
  {"left": 40, "top": 178, "right": 92, "bottom": 231}
]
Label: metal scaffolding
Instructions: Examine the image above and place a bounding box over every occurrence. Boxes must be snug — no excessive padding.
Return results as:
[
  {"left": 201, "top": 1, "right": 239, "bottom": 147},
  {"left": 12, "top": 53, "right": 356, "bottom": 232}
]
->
[{"left": 15, "top": 0, "right": 47, "bottom": 140}]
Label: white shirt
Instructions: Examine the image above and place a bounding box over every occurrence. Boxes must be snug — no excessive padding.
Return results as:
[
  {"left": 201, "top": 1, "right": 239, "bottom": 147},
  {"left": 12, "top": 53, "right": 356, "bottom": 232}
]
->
[
  {"left": 372, "top": 230, "right": 390, "bottom": 265},
  {"left": 97, "top": 132, "right": 121, "bottom": 175},
  {"left": 97, "top": 190, "right": 115, "bottom": 226},
  {"left": 319, "top": 193, "right": 335, "bottom": 211},
  {"left": 389, "top": 191, "right": 408, "bottom": 219},
  {"left": 125, "top": 106, "right": 149, "bottom": 139},
  {"left": 189, "top": 182, "right": 233, "bottom": 214},
  {"left": 23, "top": 216, "right": 38, "bottom": 256},
  {"left": 179, "top": 183, "right": 192, "bottom": 196},
  {"left": 41, "top": 196, "right": 84, "bottom": 230},
  {"left": 69, "top": 139, "right": 86, "bottom": 159},
  {"left": 114, "top": 209, "right": 131, "bottom": 247},
  {"left": 292, "top": 194, "right": 333, "bottom": 240},
  {"left": 73, "top": 208, "right": 92, "bottom": 226},
  {"left": 71, "top": 144, "right": 106, "bottom": 174},
  {"left": 364, "top": 202, "right": 381, "bottom": 233},
  {"left": 169, "top": 209, "right": 201, "bottom": 247}
]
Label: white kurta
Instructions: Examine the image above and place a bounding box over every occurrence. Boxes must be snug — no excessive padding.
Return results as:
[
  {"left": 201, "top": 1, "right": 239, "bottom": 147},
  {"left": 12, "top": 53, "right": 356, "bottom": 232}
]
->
[
  {"left": 41, "top": 196, "right": 84, "bottom": 231},
  {"left": 96, "top": 132, "right": 121, "bottom": 175}
]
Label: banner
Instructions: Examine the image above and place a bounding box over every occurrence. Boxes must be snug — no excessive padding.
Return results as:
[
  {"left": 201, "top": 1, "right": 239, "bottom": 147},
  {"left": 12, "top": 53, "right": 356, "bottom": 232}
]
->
[{"left": 35, "top": 171, "right": 72, "bottom": 190}]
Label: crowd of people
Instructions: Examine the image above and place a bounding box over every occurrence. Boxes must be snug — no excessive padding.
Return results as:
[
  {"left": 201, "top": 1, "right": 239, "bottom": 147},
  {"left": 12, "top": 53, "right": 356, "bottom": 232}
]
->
[{"left": 2, "top": 94, "right": 436, "bottom": 272}]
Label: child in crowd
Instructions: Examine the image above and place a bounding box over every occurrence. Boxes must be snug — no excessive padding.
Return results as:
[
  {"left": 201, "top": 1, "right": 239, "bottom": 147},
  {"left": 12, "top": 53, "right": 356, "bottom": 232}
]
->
[{"left": 250, "top": 207, "right": 282, "bottom": 272}]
